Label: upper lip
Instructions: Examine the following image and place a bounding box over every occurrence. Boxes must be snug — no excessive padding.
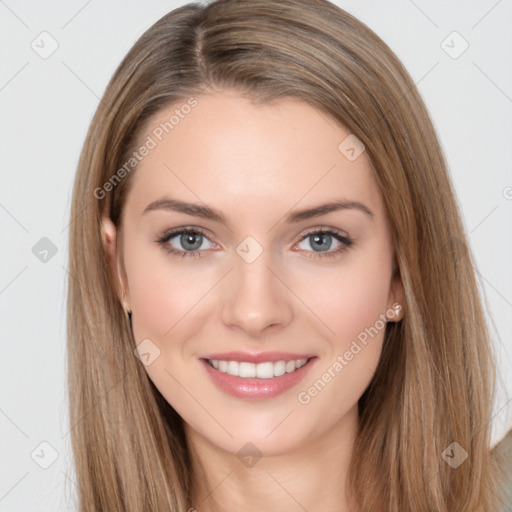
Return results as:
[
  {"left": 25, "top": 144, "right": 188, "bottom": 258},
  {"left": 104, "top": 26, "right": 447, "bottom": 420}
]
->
[{"left": 201, "top": 351, "right": 317, "bottom": 363}]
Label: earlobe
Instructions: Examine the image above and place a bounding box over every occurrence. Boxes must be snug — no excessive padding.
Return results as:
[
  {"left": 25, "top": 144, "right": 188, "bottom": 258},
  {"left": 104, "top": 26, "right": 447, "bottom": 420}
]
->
[{"left": 101, "top": 217, "right": 130, "bottom": 310}]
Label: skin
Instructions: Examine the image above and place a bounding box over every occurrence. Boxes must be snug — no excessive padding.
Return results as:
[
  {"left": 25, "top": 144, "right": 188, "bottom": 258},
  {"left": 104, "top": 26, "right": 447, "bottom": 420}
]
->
[{"left": 102, "top": 90, "right": 404, "bottom": 512}]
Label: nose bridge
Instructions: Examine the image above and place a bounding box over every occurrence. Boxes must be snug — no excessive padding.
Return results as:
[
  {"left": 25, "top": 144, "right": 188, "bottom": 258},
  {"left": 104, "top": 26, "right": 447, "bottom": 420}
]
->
[{"left": 220, "top": 239, "right": 293, "bottom": 336}]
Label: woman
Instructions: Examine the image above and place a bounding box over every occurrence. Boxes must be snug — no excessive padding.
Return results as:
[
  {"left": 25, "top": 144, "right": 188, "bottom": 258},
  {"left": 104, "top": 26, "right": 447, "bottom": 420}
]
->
[{"left": 66, "top": 0, "right": 506, "bottom": 510}]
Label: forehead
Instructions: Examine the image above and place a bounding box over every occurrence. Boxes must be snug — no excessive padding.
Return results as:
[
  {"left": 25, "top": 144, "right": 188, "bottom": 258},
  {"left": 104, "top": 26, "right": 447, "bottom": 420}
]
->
[{"left": 125, "top": 91, "right": 386, "bottom": 222}]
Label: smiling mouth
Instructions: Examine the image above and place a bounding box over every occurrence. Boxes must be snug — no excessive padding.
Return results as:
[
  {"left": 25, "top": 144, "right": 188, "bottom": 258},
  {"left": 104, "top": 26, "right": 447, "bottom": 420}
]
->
[{"left": 205, "top": 357, "right": 312, "bottom": 378}]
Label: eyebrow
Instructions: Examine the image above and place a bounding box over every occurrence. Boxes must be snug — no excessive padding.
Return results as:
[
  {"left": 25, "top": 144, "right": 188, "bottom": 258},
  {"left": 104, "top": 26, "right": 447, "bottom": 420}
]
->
[{"left": 142, "top": 198, "right": 374, "bottom": 223}]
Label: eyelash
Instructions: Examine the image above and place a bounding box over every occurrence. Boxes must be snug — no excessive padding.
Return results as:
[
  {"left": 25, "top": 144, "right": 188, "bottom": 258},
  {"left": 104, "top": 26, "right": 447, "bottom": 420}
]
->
[{"left": 156, "top": 227, "right": 354, "bottom": 260}]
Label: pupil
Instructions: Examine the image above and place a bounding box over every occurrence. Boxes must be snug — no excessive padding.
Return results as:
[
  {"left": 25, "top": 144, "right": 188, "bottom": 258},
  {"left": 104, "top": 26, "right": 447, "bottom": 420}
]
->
[
  {"left": 311, "top": 234, "right": 331, "bottom": 252},
  {"left": 182, "top": 233, "right": 202, "bottom": 250}
]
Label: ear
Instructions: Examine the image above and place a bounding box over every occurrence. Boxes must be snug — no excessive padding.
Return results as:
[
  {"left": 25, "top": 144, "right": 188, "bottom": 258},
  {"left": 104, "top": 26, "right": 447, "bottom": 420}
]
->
[
  {"left": 386, "top": 265, "right": 405, "bottom": 322},
  {"left": 101, "top": 216, "right": 130, "bottom": 310}
]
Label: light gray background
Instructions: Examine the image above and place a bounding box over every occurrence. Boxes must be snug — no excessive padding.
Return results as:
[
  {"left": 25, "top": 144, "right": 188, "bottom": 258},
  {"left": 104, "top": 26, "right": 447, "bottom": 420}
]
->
[{"left": 1, "top": 1, "right": 511, "bottom": 510}]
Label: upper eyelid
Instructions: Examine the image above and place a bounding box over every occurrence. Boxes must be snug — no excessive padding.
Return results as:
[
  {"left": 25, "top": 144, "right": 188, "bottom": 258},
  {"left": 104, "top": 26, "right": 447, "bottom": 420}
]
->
[
  {"left": 160, "top": 226, "right": 350, "bottom": 248},
  {"left": 161, "top": 226, "right": 215, "bottom": 244}
]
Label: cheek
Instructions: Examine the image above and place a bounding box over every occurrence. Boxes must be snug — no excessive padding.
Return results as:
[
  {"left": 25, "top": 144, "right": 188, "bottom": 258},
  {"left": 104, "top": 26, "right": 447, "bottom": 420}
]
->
[
  {"left": 333, "top": 271, "right": 389, "bottom": 343},
  {"left": 294, "top": 257, "right": 392, "bottom": 418},
  {"left": 124, "top": 241, "right": 217, "bottom": 340},
  {"left": 296, "top": 252, "right": 393, "bottom": 352},
  {"left": 126, "top": 235, "right": 393, "bottom": 345}
]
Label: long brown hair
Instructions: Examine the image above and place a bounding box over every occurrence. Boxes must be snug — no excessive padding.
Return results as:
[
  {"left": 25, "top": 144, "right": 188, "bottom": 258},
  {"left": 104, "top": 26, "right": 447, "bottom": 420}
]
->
[{"left": 66, "top": 0, "right": 505, "bottom": 510}]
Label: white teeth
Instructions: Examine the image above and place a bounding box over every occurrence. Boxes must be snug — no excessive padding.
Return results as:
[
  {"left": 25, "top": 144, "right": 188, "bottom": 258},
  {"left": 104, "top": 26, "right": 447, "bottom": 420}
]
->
[
  {"left": 208, "top": 358, "right": 309, "bottom": 378},
  {"left": 285, "top": 360, "right": 296, "bottom": 373},
  {"left": 227, "top": 361, "right": 238, "bottom": 375},
  {"left": 239, "top": 361, "right": 256, "bottom": 378},
  {"left": 256, "top": 362, "right": 274, "bottom": 379},
  {"left": 273, "top": 360, "right": 286, "bottom": 376}
]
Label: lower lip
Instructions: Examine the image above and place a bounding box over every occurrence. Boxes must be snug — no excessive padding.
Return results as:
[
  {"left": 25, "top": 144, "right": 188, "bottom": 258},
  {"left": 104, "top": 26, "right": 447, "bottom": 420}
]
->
[{"left": 200, "top": 357, "right": 317, "bottom": 400}]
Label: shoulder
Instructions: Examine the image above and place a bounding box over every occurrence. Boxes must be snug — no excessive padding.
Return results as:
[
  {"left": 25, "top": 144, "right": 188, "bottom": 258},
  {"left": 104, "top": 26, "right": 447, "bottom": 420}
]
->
[{"left": 493, "top": 429, "right": 512, "bottom": 511}]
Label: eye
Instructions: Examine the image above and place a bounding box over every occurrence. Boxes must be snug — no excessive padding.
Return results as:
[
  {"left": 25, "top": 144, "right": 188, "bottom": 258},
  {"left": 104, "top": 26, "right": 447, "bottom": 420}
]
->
[
  {"left": 156, "top": 227, "right": 218, "bottom": 258},
  {"left": 156, "top": 226, "right": 353, "bottom": 259},
  {"left": 294, "top": 228, "right": 353, "bottom": 259}
]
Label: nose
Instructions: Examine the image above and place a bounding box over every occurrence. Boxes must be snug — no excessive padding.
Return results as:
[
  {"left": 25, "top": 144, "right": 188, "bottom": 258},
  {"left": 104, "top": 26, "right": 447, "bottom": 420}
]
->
[{"left": 220, "top": 247, "right": 293, "bottom": 338}]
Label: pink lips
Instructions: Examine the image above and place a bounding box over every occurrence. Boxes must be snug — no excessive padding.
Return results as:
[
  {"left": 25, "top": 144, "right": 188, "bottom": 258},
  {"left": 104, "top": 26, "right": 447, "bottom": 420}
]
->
[{"left": 200, "top": 353, "right": 318, "bottom": 400}]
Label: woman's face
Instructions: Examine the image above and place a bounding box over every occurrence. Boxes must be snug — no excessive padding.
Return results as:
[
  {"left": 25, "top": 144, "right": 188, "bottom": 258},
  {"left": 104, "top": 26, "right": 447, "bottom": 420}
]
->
[{"left": 103, "top": 90, "right": 403, "bottom": 457}]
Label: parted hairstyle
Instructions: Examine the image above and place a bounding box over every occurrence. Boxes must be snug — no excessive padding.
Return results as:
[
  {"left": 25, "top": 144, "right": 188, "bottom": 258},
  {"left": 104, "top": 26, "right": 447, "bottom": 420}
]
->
[{"left": 66, "top": 0, "right": 505, "bottom": 510}]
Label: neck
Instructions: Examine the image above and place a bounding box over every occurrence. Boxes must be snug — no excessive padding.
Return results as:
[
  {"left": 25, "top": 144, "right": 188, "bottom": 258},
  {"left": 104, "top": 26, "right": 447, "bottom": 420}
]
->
[{"left": 185, "top": 405, "right": 360, "bottom": 512}]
